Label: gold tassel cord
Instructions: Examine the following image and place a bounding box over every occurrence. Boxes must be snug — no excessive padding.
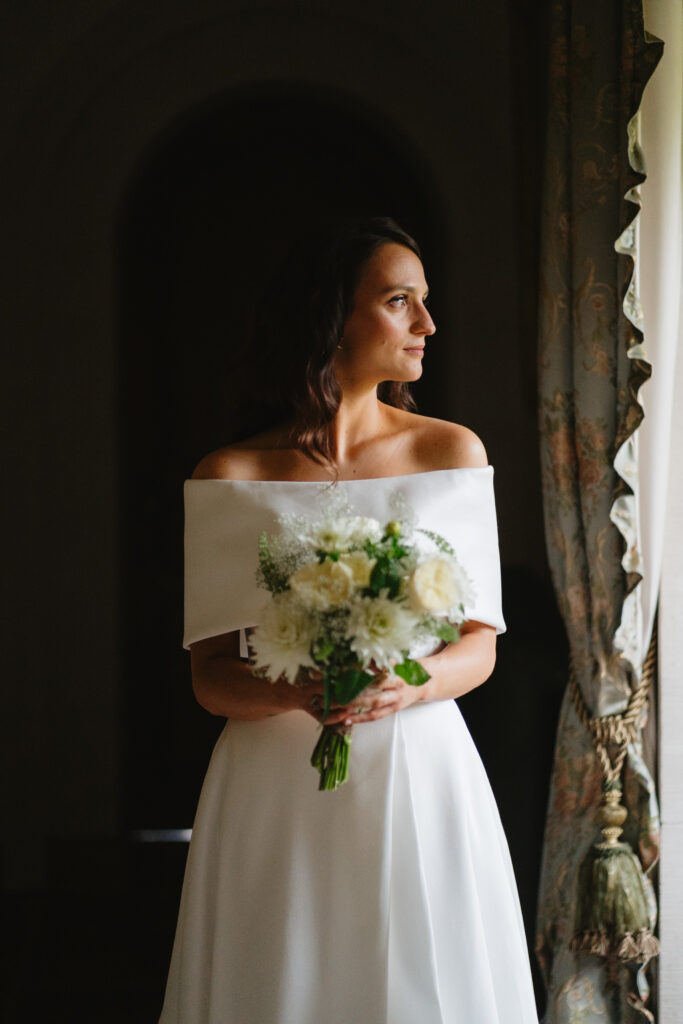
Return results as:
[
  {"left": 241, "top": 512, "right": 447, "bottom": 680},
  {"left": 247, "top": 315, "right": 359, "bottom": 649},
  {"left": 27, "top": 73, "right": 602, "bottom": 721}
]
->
[
  {"left": 569, "top": 623, "right": 660, "bottom": 963},
  {"left": 568, "top": 628, "right": 656, "bottom": 786}
]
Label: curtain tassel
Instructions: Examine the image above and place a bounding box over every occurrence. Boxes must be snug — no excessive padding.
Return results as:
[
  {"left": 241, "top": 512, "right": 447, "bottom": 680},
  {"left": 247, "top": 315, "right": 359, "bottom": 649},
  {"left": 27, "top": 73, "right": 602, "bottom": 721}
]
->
[
  {"left": 569, "top": 627, "right": 659, "bottom": 963},
  {"left": 571, "top": 782, "right": 659, "bottom": 962}
]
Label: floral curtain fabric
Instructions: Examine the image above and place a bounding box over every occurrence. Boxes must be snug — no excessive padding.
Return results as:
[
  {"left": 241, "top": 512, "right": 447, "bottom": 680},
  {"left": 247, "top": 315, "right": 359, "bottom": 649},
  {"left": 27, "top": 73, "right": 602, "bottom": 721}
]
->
[{"left": 535, "top": 2, "right": 662, "bottom": 1021}]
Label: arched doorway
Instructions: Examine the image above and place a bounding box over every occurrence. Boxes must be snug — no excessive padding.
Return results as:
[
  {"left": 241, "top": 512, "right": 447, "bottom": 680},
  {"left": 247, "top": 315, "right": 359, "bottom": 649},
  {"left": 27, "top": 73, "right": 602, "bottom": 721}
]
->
[{"left": 119, "top": 81, "right": 446, "bottom": 830}]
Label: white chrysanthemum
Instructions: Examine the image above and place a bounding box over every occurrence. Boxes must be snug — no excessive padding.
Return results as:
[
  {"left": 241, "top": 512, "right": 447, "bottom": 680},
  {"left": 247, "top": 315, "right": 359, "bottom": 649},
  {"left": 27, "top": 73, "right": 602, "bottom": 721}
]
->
[
  {"left": 297, "top": 515, "right": 383, "bottom": 553},
  {"left": 249, "top": 592, "right": 316, "bottom": 684},
  {"left": 345, "top": 594, "right": 419, "bottom": 669},
  {"left": 289, "top": 558, "right": 354, "bottom": 610},
  {"left": 347, "top": 516, "right": 383, "bottom": 546},
  {"left": 338, "top": 551, "right": 376, "bottom": 588},
  {"left": 307, "top": 518, "right": 357, "bottom": 552},
  {"left": 409, "top": 555, "right": 476, "bottom": 617}
]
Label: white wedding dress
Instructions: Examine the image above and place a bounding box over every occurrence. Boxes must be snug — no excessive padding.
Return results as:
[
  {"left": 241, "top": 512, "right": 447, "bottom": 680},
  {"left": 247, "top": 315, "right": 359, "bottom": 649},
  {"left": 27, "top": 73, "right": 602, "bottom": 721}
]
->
[{"left": 159, "top": 467, "right": 538, "bottom": 1024}]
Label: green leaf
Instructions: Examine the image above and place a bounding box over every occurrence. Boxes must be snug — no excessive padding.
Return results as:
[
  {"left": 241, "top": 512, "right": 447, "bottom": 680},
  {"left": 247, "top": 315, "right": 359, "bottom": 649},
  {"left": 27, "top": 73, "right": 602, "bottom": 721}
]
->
[
  {"left": 369, "top": 558, "right": 402, "bottom": 598},
  {"left": 313, "top": 639, "right": 335, "bottom": 663},
  {"left": 384, "top": 562, "right": 402, "bottom": 598},
  {"left": 394, "top": 659, "right": 431, "bottom": 686},
  {"left": 334, "top": 667, "right": 374, "bottom": 705},
  {"left": 433, "top": 621, "right": 459, "bottom": 644},
  {"left": 369, "top": 562, "right": 388, "bottom": 594}
]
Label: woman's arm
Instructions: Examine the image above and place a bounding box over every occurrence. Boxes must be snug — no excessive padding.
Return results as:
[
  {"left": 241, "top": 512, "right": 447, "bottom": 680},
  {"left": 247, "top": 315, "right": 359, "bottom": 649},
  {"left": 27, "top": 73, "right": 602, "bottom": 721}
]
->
[
  {"left": 323, "top": 620, "right": 496, "bottom": 727},
  {"left": 415, "top": 620, "right": 497, "bottom": 702},
  {"left": 190, "top": 631, "right": 330, "bottom": 722},
  {"left": 192, "top": 621, "right": 495, "bottom": 725}
]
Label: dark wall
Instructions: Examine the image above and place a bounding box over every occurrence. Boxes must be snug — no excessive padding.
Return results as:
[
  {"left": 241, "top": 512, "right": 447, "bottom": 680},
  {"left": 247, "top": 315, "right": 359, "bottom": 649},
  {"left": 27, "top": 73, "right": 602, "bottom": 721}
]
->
[{"left": 2, "top": 1, "right": 563, "bottom": 1017}]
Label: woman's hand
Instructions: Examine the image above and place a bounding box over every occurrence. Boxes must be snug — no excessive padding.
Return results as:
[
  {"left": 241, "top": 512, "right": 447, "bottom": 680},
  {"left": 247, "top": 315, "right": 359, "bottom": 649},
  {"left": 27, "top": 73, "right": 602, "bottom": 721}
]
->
[
  {"left": 312, "top": 619, "right": 497, "bottom": 726},
  {"left": 289, "top": 662, "right": 422, "bottom": 726},
  {"left": 284, "top": 667, "right": 350, "bottom": 723},
  {"left": 320, "top": 664, "right": 424, "bottom": 727}
]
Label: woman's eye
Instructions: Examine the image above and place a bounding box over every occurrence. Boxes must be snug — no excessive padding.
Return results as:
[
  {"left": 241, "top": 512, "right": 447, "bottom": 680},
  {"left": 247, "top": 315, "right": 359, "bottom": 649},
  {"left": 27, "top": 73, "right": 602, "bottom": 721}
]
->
[{"left": 389, "top": 294, "right": 408, "bottom": 307}]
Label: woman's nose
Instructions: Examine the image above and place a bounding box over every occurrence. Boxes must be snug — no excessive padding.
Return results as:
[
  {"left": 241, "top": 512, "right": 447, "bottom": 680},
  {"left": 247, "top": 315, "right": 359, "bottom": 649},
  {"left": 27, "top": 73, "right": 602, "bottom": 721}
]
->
[{"left": 415, "top": 306, "right": 436, "bottom": 336}]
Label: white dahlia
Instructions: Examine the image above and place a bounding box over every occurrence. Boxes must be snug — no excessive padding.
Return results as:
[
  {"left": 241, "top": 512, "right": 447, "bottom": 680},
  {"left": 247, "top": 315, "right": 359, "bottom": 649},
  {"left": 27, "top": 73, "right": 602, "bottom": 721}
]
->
[
  {"left": 345, "top": 594, "right": 418, "bottom": 669},
  {"left": 249, "top": 592, "right": 316, "bottom": 684}
]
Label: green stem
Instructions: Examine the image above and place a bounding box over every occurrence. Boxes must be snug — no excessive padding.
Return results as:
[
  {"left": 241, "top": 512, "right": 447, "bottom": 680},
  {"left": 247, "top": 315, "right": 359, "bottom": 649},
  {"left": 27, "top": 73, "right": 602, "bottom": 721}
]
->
[{"left": 310, "top": 725, "right": 352, "bottom": 791}]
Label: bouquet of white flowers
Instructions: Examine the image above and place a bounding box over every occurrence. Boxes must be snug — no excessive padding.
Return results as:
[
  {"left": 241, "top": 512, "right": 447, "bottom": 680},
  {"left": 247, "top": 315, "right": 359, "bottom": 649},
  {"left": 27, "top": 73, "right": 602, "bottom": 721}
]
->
[{"left": 248, "top": 493, "right": 476, "bottom": 790}]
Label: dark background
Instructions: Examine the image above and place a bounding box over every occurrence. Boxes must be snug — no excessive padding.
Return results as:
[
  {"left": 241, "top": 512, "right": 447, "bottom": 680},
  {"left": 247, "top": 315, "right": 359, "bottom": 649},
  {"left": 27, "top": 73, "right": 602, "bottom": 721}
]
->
[{"left": 1, "top": 2, "right": 567, "bottom": 1019}]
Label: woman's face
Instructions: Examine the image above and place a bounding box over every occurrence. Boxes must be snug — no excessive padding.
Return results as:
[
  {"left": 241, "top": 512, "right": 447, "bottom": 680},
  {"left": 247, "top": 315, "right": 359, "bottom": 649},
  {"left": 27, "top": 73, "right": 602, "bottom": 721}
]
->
[{"left": 336, "top": 242, "right": 436, "bottom": 387}]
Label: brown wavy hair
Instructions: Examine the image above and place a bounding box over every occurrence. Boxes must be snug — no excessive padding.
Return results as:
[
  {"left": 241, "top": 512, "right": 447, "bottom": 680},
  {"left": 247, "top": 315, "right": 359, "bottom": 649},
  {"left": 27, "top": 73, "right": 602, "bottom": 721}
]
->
[{"left": 254, "top": 215, "right": 422, "bottom": 468}]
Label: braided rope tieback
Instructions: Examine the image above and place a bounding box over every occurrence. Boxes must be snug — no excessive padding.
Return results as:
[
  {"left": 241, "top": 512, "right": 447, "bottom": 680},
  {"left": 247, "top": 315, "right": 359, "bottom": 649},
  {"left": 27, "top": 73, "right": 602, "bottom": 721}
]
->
[
  {"left": 569, "top": 621, "right": 656, "bottom": 786},
  {"left": 568, "top": 621, "right": 660, "bottom": 964}
]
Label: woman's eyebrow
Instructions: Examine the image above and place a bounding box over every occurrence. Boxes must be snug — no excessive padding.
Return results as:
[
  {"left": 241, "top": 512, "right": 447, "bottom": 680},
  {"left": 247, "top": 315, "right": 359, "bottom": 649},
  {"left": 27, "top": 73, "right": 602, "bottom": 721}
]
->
[{"left": 379, "top": 284, "right": 429, "bottom": 295}]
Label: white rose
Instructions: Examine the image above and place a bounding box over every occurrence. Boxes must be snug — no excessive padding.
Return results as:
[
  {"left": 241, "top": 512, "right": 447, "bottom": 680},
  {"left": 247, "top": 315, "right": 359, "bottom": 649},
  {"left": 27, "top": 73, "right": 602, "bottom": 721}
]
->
[
  {"left": 249, "top": 592, "right": 316, "bottom": 684},
  {"left": 289, "top": 558, "right": 354, "bottom": 610},
  {"left": 338, "top": 551, "right": 376, "bottom": 588},
  {"left": 409, "top": 556, "right": 475, "bottom": 616}
]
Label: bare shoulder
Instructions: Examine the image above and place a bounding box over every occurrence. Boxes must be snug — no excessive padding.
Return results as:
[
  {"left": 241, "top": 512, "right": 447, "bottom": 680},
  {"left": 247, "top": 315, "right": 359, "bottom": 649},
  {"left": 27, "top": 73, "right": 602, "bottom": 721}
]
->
[
  {"left": 191, "top": 424, "right": 293, "bottom": 481},
  {"left": 405, "top": 413, "right": 489, "bottom": 471},
  {"left": 191, "top": 447, "right": 256, "bottom": 481}
]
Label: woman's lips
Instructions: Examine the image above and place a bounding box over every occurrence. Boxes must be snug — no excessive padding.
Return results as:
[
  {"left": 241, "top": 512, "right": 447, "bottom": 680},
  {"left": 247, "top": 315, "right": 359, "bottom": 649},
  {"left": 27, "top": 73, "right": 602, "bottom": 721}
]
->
[{"left": 404, "top": 347, "right": 425, "bottom": 354}]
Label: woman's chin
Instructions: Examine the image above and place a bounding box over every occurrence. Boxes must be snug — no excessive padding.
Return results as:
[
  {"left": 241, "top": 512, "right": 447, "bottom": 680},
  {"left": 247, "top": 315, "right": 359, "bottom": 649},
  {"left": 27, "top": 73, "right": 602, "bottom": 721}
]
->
[{"left": 372, "top": 365, "right": 423, "bottom": 390}]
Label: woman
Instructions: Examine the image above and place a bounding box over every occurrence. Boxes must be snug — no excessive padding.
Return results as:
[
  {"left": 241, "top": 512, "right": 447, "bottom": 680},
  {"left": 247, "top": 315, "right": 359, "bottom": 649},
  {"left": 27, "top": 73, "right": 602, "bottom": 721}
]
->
[{"left": 159, "top": 216, "right": 538, "bottom": 1023}]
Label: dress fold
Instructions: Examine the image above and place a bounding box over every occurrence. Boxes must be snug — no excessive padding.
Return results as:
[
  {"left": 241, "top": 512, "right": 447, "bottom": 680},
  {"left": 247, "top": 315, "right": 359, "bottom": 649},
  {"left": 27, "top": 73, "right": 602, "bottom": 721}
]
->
[{"left": 387, "top": 713, "right": 446, "bottom": 1024}]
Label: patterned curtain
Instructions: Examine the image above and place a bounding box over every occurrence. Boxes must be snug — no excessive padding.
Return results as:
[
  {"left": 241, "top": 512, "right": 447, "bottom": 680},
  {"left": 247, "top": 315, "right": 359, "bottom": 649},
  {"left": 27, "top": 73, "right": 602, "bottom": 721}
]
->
[{"left": 535, "top": 2, "right": 662, "bottom": 1021}]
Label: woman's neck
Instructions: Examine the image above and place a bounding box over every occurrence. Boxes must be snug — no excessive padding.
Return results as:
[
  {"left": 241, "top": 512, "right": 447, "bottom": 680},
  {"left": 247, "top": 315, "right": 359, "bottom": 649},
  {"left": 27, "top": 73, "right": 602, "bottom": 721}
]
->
[{"left": 332, "top": 386, "right": 388, "bottom": 464}]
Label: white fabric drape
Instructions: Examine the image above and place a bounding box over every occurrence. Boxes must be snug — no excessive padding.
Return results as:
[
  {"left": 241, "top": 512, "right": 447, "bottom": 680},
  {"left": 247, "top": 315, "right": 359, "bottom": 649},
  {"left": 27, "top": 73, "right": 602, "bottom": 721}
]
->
[
  {"left": 635, "top": 0, "right": 683, "bottom": 662},
  {"left": 183, "top": 467, "right": 507, "bottom": 648},
  {"left": 640, "top": 0, "right": 683, "bottom": 1016}
]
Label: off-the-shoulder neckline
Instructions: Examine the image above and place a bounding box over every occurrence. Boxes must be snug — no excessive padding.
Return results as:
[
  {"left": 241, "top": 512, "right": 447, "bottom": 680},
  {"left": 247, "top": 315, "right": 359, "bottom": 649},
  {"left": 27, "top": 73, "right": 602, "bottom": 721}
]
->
[{"left": 185, "top": 465, "right": 493, "bottom": 485}]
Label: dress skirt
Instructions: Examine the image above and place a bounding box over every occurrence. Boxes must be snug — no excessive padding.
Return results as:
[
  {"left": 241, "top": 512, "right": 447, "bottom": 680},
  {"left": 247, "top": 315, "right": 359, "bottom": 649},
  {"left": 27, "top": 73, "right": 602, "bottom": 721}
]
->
[{"left": 159, "top": 699, "right": 538, "bottom": 1024}]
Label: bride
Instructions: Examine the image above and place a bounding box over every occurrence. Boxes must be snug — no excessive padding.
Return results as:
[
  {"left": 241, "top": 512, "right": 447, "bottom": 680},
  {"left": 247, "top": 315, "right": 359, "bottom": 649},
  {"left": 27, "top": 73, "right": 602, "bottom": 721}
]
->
[{"left": 159, "top": 216, "right": 538, "bottom": 1023}]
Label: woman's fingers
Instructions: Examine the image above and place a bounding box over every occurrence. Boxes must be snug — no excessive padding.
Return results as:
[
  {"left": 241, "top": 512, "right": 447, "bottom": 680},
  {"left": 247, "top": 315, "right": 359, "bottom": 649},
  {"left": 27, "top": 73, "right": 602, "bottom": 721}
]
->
[
  {"left": 299, "top": 666, "right": 404, "bottom": 723},
  {"left": 307, "top": 691, "right": 397, "bottom": 725},
  {"left": 345, "top": 690, "right": 400, "bottom": 718},
  {"left": 360, "top": 678, "right": 401, "bottom": 701},
  {"left": 343, "top": 699, "right": 401, "bottom": 725},
  {"left": 313, "top": 707, "right": 353, "bottom": 725}
]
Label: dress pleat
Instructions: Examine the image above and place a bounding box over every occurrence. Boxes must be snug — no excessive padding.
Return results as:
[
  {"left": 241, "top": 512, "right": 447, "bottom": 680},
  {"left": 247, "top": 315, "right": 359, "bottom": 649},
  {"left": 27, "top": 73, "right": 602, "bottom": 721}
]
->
[{"left": 159, "top": 703, "right": 538, "bottom": 1023}]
